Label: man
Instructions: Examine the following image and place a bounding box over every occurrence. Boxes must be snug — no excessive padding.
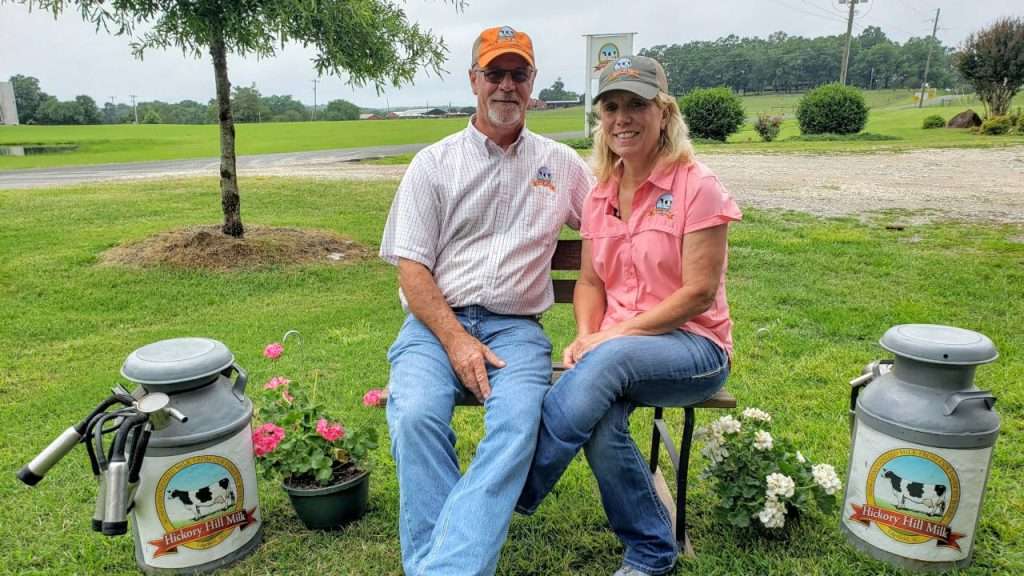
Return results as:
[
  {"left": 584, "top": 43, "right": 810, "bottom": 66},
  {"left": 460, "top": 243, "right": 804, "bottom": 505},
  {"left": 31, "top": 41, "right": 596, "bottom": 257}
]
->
[{"left": 380, "top": 25, "right": 593, "bottom": 576}]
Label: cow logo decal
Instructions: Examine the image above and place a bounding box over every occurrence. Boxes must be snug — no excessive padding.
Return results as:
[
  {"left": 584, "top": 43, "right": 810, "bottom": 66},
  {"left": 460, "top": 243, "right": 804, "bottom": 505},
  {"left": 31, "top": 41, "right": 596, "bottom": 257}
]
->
[
  {"left": 149, "top": 455, "right": 256, "bottom": 558},
  {"left": 848, "top": 448, "right": 965, "bottom": 550},
  {"left": 650, "top": 193, "right": 674, "bottom": 219},
  {"left": 593, "top": 43, "right": 621, "bottom": 73},
  {"left": 531, "top": 166, "right": 555, "bottom": 192},
  {"left": 498, "top": 26, "right": 515, "bottom": 40}
]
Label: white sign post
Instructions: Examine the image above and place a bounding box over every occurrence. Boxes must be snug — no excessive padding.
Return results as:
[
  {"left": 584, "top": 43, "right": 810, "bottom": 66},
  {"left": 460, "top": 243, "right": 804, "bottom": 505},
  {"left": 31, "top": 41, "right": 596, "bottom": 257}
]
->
[{"left": 583, "top": 32, "right": 636, "bottom": 136}]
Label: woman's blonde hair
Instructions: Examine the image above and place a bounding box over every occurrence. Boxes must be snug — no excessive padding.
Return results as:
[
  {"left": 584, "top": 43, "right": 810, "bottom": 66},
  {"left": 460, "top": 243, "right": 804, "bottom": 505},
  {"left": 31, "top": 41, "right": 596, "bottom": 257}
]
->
[{"left": 591, "top": 92, "right": 695, "bottom": 183}]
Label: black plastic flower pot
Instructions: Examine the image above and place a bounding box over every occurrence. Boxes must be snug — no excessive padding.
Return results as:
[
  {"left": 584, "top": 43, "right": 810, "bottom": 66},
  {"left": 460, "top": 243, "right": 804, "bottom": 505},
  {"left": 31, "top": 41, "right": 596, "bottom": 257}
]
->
[{"left": 282, "top": 469, "right": 370, "bottom": 530}]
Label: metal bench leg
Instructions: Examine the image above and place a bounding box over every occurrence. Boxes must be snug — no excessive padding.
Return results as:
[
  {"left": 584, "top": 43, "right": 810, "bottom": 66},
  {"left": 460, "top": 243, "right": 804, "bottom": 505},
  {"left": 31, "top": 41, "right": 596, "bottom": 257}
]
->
[
  {"left": 676, "top": 407, "right": 696, "bottom": 552},
  {"left": 649, "top": 407, "right": 664, "bottom": 474}
]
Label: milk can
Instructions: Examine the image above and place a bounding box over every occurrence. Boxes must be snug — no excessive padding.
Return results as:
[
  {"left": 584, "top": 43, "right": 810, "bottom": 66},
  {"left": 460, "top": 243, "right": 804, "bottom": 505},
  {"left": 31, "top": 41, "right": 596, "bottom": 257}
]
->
[
  {"left": 841, "top": 324, "right": 1000, "bottom": 572},
  {"left": 121, "top": 337, "right": 263, "bottom": 574}
]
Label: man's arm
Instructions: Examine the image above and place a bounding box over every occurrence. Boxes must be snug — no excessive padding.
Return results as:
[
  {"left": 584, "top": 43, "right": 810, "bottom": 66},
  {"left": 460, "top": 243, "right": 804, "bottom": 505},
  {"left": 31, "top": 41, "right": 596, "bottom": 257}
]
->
[{"left": 398, "top": 258, "right": 505, "bottom": 402}]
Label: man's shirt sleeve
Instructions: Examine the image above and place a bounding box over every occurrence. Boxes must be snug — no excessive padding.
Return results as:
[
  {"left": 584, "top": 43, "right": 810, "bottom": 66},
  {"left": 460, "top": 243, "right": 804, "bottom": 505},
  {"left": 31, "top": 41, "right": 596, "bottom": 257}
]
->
[
  {"left": 380, "top": 150, "right": 442, "bottom": 269},
  {"left": 565, "top": 152, "right": 594, "bottom": 231}
]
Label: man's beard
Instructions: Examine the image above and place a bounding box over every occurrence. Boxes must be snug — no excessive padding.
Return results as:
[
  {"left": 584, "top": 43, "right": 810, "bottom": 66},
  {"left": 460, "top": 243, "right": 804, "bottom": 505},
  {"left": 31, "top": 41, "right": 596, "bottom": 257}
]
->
[{"left": 487, "top": 101, "right": 522, "bottom": 127}]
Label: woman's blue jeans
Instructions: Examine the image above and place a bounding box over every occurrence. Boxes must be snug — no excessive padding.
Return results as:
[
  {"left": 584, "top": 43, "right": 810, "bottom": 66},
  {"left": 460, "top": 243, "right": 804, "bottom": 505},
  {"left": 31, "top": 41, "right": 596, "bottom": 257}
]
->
[{"left": 518, "top": 330, "right": 729, "bottom": 576}]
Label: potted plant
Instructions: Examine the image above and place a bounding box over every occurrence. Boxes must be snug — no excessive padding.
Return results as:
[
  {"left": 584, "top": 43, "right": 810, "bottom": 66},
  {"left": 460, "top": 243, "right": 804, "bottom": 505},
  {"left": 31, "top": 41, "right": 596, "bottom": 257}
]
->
[
  {"left": 251, "top": 331, "right": 386, "bottom": 530},
  {"left": 696, "top": 407, "right": 843, "bottom": 534}
]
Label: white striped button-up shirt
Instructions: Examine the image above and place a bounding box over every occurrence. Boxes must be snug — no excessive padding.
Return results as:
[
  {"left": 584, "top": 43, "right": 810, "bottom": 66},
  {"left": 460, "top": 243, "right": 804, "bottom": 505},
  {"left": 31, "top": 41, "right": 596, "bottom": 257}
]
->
[{"left": 380, "top": 120, "right": 593, "bottom": 315}]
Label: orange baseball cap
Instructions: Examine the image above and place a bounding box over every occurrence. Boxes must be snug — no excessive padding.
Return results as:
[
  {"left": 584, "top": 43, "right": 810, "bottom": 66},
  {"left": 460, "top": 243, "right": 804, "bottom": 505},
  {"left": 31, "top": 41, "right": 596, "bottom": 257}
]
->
[{"left": 472, "top": 26, "right": 534, "bottom": 68}]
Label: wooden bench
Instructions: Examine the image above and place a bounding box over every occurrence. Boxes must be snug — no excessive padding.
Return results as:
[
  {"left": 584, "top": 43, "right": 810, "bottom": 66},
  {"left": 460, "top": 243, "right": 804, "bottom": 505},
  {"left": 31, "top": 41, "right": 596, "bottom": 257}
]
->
[{"left": 386, "top": 239, "right": 736, "bottom": 556}]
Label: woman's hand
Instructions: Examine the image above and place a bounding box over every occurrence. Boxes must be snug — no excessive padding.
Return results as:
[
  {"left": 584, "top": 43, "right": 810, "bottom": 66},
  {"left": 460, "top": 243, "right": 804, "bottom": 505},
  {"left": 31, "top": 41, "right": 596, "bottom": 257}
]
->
[{"left": 562, "top": 328, "right": 623, "bottom": 367}]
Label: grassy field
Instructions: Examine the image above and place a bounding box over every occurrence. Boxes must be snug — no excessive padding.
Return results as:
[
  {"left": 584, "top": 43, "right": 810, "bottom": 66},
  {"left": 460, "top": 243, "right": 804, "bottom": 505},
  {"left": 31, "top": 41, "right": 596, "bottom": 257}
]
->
[
  {"left": 1, "top": 177, "right": 1021, "bottom": 575},
  {"left": 3, "top": 90, "right": 1023, "bottom": 171}
]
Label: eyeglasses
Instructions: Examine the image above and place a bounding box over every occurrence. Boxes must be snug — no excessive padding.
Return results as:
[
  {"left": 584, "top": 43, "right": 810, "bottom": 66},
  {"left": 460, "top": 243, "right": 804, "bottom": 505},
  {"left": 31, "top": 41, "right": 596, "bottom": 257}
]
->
[{"left": 476, "top": 67, "right": 532, "bottom": 84}]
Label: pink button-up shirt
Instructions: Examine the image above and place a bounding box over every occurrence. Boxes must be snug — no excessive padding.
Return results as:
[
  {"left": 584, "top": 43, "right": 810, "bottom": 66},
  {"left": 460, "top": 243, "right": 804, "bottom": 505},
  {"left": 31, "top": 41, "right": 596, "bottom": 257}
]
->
[{"left": 581, "top": 160, "right": 742, "bottom": 356}]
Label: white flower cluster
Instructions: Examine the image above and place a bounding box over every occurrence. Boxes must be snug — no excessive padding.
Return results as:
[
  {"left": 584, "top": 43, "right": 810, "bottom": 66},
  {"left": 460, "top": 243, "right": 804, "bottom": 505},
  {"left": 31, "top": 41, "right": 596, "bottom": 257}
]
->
[
  {"left": 765, "top": 472, "right": 795, "bottom": 499},
  {"left": 695, "top": 415, "right": 743, "bottom": 465},
  {"left": 757, "top": 496, "right": 787, "bottom": 529},
  {"left": 741, "top": 407, "right": 772, "bottom": 423},
  {"left": 812, "top": 463, "right": 843, "bottom": 495},
  {"left": 753, "top": 430, "right": 773, "bottom": 451}
]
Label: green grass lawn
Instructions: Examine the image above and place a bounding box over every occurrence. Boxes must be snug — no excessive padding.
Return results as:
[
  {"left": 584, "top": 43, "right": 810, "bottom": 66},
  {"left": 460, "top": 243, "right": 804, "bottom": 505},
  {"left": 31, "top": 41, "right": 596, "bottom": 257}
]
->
[
  {"left": 1, "top": 177, "right": 1020, "bottom": 575},
  {"left": 3, "top": 91, "right": 1023, "bottom": 171}
]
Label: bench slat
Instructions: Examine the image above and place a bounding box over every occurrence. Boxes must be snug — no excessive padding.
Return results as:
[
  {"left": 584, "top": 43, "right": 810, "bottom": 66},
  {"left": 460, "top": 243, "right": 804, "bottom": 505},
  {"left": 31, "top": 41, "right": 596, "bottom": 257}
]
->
[
  {"left": 551, "top": 239, "right": 581, "bottom": 270},
  {"left": 552, "top": 279, "right": 576, "bottom": 304}
]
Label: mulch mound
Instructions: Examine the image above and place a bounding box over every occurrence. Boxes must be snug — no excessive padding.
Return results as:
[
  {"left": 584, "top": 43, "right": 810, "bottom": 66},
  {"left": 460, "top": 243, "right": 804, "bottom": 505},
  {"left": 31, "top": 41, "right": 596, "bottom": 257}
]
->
[{"left": 99, "top": 225, "right": 372, "bottom": 271}]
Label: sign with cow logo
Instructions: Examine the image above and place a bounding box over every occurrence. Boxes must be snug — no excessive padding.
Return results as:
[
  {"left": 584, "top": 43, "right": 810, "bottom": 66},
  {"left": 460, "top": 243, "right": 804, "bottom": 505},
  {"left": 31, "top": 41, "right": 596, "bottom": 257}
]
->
[
  {"left": 586, "top": 33, "right": 634, "bottom": 80},
  {"left": 843, "top": 422, "right": 992, "bottom": 562},
  {"left": 593, "top": 43, "right": 620, "bottom": 74},
  {"left": 133, "top": 426, "right": 261, "bottom": 569}
]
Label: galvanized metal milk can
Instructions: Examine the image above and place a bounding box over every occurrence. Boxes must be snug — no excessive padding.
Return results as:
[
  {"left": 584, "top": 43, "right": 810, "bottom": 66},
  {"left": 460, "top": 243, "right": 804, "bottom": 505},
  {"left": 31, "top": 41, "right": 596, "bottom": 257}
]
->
[
  {"left": 121, "top": 337, "right": 263, "bottom": 574},
  {"left": 841, "top": 324, "right": 1000, "bottom": 572}
]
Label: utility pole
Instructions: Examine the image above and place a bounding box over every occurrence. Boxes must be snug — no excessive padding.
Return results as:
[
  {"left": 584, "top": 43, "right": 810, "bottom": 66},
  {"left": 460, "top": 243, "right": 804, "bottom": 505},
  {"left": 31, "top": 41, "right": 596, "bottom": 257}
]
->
[
  {"left": 311, "top": 79, "right": 319, "bottom": 121},
  {"left": 129, "top": 94, "right": 138, "bottom": 124},
  {"left": 918, "top": 8, "right": 941, "bottom": 108},
  {"left": 839, "top": 0, "right": 865, "bottom": 85}
]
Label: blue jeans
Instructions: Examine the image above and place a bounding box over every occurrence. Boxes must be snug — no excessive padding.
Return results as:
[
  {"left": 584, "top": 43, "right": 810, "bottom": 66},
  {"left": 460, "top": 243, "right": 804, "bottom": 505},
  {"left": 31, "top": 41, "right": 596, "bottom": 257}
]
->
[
  {"left": 386, "top": 306, "right": 552, "bottom": 576},
  {"left": 518, "top": 330, "right": 729, "bottom": 576}
]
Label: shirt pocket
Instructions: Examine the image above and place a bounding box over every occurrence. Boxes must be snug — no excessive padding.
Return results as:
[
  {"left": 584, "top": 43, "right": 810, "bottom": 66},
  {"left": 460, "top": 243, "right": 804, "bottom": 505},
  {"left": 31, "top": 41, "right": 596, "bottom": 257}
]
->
[{"left": 518, "top": 186, "right": 564, "bottom": 245}]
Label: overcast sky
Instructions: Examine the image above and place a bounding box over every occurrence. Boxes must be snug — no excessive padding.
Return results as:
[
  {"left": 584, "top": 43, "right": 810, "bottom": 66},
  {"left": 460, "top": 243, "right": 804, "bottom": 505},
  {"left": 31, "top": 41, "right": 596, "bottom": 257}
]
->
[{"left": 1, "top": 0, "right": 1020, "bottom": 109}]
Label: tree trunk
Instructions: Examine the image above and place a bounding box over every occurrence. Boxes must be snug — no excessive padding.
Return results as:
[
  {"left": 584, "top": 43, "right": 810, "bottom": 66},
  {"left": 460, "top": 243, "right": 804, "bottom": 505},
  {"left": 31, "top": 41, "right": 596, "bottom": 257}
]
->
[{"left": 210, "top": 29, "right": 244, "bottom": 238}]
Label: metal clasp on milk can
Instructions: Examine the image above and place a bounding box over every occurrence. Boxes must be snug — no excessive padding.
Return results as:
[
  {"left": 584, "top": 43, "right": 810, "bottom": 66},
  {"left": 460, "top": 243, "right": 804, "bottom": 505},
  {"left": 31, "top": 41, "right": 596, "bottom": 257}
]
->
[{"left": 840, "top": 324, "right": 1000, "bottom": 572}]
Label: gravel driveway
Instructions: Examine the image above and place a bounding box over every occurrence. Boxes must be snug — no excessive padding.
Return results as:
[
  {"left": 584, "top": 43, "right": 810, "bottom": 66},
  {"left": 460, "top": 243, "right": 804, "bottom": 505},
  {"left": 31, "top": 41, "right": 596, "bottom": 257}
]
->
[
  {"left": 5, "top": 145, "right": 1022, "bottom": 224},
  {"left": 254, "top": 146, "right": 1024, "bottom": 225}
]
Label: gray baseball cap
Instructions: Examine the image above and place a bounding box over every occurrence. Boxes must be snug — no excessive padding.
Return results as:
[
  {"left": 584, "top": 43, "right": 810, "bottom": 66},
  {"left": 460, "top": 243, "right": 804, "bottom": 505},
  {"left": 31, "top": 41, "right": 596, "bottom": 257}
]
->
[{"left": 593, "top": 55, "right": 669, "bottom": 103}]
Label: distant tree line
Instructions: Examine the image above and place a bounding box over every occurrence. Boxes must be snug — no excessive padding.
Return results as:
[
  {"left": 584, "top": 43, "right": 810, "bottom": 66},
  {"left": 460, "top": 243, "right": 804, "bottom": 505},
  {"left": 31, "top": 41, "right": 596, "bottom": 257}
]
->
[
  {"left": 8, "top": 75, "right": 360, "bottom": 125},
  {"left": 641, "top": 26, "right": 960, "bottom": 95}
]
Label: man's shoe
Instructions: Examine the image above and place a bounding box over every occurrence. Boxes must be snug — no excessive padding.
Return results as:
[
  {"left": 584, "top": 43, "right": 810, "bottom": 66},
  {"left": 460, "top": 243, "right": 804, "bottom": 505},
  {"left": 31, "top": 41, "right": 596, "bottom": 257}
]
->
[{"left": 612, "top": 566, "right": 654, "bottom": 576}]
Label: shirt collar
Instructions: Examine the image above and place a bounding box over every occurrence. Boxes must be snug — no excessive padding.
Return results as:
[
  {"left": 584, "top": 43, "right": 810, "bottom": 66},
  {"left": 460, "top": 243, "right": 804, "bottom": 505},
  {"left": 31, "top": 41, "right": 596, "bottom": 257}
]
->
[
  {"left": 591, "top": 160, "right": 681, "bottom": 199},
  {"left": 466, "top": 115, "right": 529, "bottom": 158}
]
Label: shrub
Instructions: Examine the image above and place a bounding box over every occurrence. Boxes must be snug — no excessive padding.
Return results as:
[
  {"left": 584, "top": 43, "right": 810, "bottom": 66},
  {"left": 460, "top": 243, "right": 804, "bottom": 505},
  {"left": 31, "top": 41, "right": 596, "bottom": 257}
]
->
[
  {"left": 922, "top": 115, "right": 946, "bottom": 129},
  {"left": 796, "top": 83, "right": 869, "bottom": 135},
  {"left": 679, "top": 87, "right": 745, "bottom": 142},
  {"left": 560, "top": 137, "right": 593, "bottom": 150},
  {"left": 980, "top": 116, "right": 1013, "bottom": 135},
  {"left": 754, "top": 113, "right": 783, "bottom": 142}
]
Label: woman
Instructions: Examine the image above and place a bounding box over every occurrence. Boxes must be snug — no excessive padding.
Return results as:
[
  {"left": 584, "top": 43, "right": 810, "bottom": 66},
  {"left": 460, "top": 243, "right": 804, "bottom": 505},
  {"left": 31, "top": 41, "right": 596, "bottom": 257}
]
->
[{"left": 517, "top": 56, "right": 742, "bottom": 576}]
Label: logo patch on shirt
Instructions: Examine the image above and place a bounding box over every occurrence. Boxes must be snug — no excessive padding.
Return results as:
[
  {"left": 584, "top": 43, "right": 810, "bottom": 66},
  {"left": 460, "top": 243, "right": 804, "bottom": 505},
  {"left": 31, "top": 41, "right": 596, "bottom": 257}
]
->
[
  {"left": 531, "top": 166, "right": 555, "bottom": 191},
  {"left": 649, "top": 192, "right": 674, "bottom": 219}
]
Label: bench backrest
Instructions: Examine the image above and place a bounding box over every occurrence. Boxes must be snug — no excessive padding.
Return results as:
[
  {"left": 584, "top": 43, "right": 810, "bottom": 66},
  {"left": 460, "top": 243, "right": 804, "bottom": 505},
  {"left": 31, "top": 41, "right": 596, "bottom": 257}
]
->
[{"left": 551, "top": 239, "right": 582, "bottom": 304}]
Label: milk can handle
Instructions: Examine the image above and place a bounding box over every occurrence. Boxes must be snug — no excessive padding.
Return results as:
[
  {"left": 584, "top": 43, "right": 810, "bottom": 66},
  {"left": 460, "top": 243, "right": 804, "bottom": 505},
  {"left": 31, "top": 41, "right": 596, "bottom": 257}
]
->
[
  {"left": 225, "top": 363, "right": 248, "bottom": 399},
  {"left": 944, "top": 390, "right": 996, "bottom": 416},
  {"left": 849, "top": 359, "right": 892, "bottom": 435}
]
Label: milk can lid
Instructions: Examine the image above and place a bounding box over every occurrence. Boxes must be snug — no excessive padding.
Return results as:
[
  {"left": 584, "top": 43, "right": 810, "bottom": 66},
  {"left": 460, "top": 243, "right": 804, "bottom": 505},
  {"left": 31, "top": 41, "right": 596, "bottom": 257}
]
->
[
  {"left": 879, "top": 324, "right": 998, "bottom": 366},
  {"left": 121, "top": 337, "right": 235, "bottom": 385}
]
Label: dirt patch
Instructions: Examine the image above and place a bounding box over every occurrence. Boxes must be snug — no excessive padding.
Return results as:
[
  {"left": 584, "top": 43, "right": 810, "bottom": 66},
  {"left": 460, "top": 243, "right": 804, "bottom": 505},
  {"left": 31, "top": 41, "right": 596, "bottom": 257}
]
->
[{"left": 99, "top": 225, "right": 371, "bottom": 270}]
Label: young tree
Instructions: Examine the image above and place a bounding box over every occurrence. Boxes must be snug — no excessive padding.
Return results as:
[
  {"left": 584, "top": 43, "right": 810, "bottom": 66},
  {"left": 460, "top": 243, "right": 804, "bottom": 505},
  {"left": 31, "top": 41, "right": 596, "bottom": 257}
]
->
[
  {"left": 955, "top": 17, "right": 1024, "bottom": 117},
  {"left": 17, "top": 0, "right": 452, "bottom": 238}
]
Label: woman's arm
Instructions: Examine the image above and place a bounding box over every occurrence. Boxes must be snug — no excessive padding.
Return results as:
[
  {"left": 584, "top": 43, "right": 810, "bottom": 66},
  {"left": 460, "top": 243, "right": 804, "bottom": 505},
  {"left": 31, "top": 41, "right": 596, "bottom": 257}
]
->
[
  {"left": 563, "top": 240, "right": 606, "bottom": 366},
  {"left": 570, "top": 223, "right": 729, "bottom": 358}
]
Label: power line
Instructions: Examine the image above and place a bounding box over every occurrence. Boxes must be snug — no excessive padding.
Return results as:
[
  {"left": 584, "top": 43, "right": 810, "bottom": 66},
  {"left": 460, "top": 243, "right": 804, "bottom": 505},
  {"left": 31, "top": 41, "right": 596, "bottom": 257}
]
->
[{"left": 918, "top": 8, "right": 941, "bottom": 108}]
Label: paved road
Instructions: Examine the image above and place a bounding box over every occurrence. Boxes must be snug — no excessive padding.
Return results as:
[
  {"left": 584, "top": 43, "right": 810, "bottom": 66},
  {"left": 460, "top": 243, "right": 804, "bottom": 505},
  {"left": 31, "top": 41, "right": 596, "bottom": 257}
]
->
[{"left": 0, "top": 131, "right": 585, "bottom": 190}]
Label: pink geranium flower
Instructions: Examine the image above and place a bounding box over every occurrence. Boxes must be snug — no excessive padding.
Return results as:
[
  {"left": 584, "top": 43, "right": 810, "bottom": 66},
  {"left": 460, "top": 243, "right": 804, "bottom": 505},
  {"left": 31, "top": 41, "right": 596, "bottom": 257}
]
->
[
  {"left": 316, "top": 418, "right": 345, "bottom": 442},
  {"left": 362, "top": 388, "right": 386, "bottom": 407},
  {"left": 263, "top": 342, "right": 284, "bottom": 360},
  {"left": 264, "top": 376, "right": 290, "bottom": 390},
  {"left": 252, "top": 423, "right": 285, "bottom": 457}
]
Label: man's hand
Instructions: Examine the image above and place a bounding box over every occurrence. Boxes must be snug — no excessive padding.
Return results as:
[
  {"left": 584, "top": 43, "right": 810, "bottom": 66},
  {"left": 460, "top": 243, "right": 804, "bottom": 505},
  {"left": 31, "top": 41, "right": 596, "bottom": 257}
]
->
[{"left": 445, "top": 332, "right": 506, "bottom": 402}]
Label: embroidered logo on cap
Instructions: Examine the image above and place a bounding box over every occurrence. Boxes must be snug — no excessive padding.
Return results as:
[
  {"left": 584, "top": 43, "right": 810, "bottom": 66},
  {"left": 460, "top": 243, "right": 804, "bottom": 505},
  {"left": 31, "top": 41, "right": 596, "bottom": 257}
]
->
[
  {"left": 498, "top": 26, "right": 516, "bottom": 40},
  {"left": 608, "top": 58, "right": 641, "bottom": 81},
  {"left": 531, "top": 166, "right": 555, "bottom": 191}
]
